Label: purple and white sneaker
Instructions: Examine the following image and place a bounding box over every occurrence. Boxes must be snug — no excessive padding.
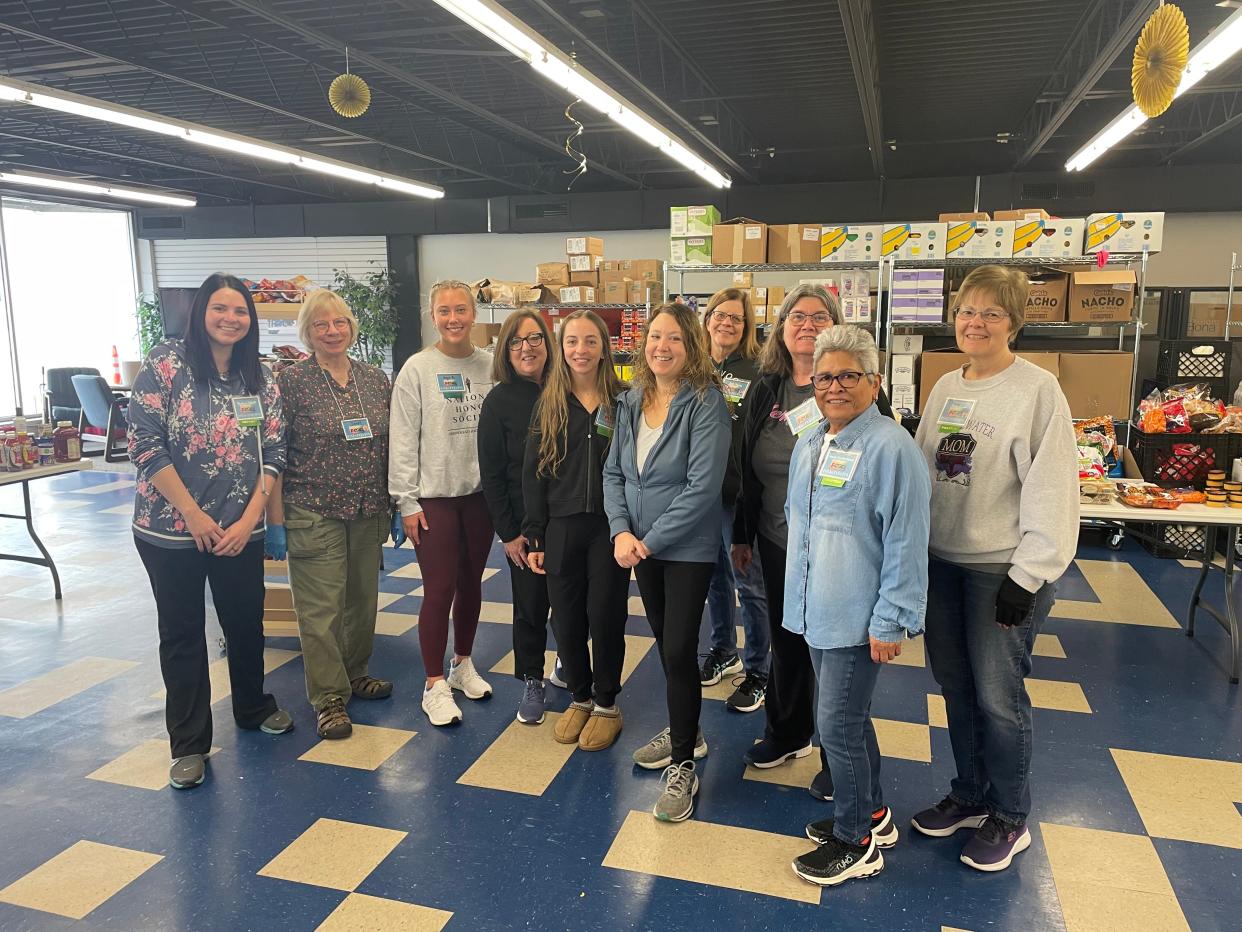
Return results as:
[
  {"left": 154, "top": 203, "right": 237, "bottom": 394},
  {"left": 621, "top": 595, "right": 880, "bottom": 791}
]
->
[
  {"left": 960, "top": 816, "right": 1031, "bottom": 872},
  {"left": 910, "top": 795, "right": 989, "bottom": 837}
]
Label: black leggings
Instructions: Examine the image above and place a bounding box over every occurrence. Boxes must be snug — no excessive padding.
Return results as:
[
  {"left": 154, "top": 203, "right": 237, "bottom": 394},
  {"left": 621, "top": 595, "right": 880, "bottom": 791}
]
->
[{"left": 634, "top": 557, "right": 715, "bottom": 765}]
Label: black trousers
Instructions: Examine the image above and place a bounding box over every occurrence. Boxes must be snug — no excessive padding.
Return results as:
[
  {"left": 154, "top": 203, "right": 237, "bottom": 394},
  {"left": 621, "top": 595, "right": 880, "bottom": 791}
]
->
[
  {"left": 136, "top": 537, "right": 278, "bottom": 758},
  {"left": 507, "top": 556, "right": 552, "bottom": 682},
  {"left": 757, "top": 534, "right": 818, "bottom": 750},
  {"left": 545, "top": 513, "right": 629, "bottom": 706},
  {"left": 634, "top": 557, "right": 715, "bottom": 765}
]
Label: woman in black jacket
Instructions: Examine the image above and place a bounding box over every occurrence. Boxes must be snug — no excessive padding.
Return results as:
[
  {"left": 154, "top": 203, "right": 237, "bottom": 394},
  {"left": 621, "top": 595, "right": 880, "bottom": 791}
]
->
[
  {"left": 524, "top": 310, "right": 628, "bottom": 752},
  {"left": 732, "top": 284, "right": 893, "bottom": 799},
  {"left": 478, "top": 309, "right": 554, "bottom": 725}
]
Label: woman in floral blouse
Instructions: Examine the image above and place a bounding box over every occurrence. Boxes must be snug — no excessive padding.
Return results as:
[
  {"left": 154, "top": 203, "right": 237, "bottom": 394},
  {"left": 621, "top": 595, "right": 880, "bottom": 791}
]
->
[
  {"left": 129, "top": 272, "right": 294, "bottom": 791},
  {"left": 266, "top": 289, "right": 393, "bottom": 740}
]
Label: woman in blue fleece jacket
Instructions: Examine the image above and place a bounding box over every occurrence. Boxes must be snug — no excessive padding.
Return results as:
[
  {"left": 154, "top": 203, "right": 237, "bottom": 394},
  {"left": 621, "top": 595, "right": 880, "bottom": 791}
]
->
[{"left": 603, "top": 301, "right": 731, "bottom": 824}]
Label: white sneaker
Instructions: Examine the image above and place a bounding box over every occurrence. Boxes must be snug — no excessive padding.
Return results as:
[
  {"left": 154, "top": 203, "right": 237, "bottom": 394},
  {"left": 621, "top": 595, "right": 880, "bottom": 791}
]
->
[
  {"left": 447, "top": 656, "right": 493, "bottom": 700},
  {"left": 422, "top": 680, "right": 463, "bottom": 726}
]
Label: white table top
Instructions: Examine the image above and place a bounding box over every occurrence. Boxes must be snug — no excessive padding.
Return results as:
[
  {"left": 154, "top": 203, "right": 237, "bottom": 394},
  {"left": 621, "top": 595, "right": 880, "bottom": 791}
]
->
[
  {"left": 1081, "top": 498, "right": 1242, "bottom": 527},
  {"left": 0, "top": 459, "right": 93, "bottom": 487}
]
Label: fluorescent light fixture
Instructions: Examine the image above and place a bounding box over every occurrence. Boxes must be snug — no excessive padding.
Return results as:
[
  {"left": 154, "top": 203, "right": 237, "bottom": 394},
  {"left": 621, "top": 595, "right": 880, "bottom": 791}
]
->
[
  {"left": 0, "top": 171, "right": 197, "bottom": 206},
  {"left": 0, "top": 75, "right": 445, "bottom": 199},
  {"left": 429, "top": 0, "right": 731, "bottom": 188},
  {"left": 1067, "top": 6, "right": 1242, "bottom": 171}
]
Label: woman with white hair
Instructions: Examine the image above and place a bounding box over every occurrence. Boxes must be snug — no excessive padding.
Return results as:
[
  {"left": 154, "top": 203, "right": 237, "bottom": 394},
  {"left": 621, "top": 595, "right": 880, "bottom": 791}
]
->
[
  {"left": 786, "top": 325, "right": 929, "bottom": 888},
  {"left": 267, "top": 289, "right": 394, "bottom": 740}
]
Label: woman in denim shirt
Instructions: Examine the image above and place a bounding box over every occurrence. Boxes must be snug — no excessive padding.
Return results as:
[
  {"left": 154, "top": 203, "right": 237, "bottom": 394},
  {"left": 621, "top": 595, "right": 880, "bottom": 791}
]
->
[
  {"left": 784, "top": 326, "right": 929, "bottom": 889},
  {"left": 129, "top": 273, "right": 293, "bottom": 791}
]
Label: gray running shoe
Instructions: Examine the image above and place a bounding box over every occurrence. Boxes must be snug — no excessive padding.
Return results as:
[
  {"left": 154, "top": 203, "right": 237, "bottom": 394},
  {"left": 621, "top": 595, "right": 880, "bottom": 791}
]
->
[
  {"left": 169, "top": 754, "right": 205, "bottom": 789},
  {"left": 653, "top": 761, "right": 699, "bottom": 822},
  {"left": 632, "top": 726, "right": 708, "bottom": 770}
]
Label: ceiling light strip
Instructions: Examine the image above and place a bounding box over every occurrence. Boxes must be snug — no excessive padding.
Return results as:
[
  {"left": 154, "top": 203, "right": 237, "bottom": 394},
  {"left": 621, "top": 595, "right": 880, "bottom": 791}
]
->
[{"left": 0, "top": 171, "right": 197, "bottom": 206}]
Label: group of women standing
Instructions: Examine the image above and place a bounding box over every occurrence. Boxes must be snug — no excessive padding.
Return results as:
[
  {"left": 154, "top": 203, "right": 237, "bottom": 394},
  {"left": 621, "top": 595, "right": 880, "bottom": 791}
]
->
[{"left": 128, "top": 263, "right": 1076, "bottom": 889}]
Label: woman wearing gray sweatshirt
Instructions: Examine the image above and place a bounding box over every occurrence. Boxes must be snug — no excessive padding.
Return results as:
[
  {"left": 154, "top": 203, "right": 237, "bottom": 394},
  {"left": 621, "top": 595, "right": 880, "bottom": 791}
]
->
[{"left": 912, "top": 265, "right": 1079, "bottom": 873}]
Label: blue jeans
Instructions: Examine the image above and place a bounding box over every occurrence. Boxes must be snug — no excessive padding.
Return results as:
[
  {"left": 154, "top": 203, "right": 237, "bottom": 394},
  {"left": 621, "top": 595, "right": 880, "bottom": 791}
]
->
[
  {"left": 810, "top": 643, "right": 883, "bottom": 845},
  {"left": 707, "top": 502, "right": 770, "bottom": 676},
  {"left": 924, "top": 556, "right": 1056, "bottom": 826}
]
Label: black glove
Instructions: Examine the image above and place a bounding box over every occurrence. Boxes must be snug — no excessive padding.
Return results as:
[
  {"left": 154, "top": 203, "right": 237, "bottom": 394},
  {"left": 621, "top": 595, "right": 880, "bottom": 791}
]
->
[{"left": 995, "top": 577, "right": 1037, "bottom": 628}]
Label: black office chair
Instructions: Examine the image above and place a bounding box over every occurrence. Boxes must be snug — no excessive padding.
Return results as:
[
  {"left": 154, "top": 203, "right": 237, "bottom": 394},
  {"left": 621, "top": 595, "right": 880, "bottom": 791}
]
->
[
  {"left": 72, "top": 374, "right": 130, "bottom": 462},
  {"left": 44, "top": 366, "right": 100, "bottom": 427}
]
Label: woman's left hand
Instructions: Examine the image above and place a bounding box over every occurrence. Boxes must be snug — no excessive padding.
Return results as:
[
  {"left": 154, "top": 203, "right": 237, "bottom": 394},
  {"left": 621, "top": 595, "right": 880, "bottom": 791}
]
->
[
  {"left": 870, "top": 637, "right": 903, "bottom": 664},
  {"left": 215, "top": 515, "right": 258, "bottom": 557}
]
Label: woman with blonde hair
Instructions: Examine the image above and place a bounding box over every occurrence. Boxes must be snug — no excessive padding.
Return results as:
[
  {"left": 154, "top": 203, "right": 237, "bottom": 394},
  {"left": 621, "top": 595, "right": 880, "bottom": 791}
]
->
[
  {"left": 523, "top": 310, "right": 629, "bottom": 750},
  {"left": 478, "top": 308, "right": 555, "bottom": 725},
  {"left": 267, "top": 288, "right": 393, "bottom": 739},
  {"left": 390, "top": 280, "right": 496, "bottom": 727},
  {"left": 604, "top": 302, "right": 731, "bottom": 822}
]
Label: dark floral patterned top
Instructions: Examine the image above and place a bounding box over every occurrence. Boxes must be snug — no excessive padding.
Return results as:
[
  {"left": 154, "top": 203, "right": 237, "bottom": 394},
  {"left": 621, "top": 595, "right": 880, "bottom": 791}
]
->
[
  {"left": 277, "top": 356, "right": 392, "bottom": 521},
  {"left": 129, "top": 339, "right": 284, "bottom": 549}
]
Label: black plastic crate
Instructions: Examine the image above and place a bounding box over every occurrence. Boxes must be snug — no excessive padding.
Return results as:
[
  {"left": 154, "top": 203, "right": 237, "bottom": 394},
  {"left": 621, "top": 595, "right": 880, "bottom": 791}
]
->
[
  {"left": 1138, "top": 522, "right": 1209, "bottom": 560},
  {"left": 1156, "top": 340, "right": 1231, "bottom": 386},
  {"left": 1129, "top": 429, "right": 1242, "bottom": 489}
]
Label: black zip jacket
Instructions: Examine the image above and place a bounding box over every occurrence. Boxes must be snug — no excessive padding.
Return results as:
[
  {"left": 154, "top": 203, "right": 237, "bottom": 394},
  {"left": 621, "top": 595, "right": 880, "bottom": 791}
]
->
[
  {"left": 716, "top": 350, "right": 762, "bottom": 507},
  {"left": 522, "top": 393, "right": 612, "bottom": 552},
  {"left": 733, "top": 371, "right": 894, "bottom": 548},
  {"left": 477, "top": 377, "right": 541, "bottom": 543}
]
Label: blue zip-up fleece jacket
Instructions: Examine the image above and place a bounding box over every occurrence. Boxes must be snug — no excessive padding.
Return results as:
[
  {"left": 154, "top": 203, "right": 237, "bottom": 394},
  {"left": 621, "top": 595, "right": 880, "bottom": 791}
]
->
[{"left": 603, "top": 381, "right": 731, "bottom": 563}]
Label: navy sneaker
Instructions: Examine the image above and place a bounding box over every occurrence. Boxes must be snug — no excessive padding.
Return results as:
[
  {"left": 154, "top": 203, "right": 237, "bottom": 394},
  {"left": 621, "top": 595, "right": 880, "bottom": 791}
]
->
[
  {"left": 807, "top": 806, "right": 897, "bottom": 848},
  {"left": 743, "top": 738, "right": 813, "bottom": 770},
  {"left": 960, "top": 816, "right": 1031, "bottom": 872},
  {"left": 792, "top": 834, "right": 884, "bottom": 886},
  {"left": 910, "top": 795, "right": 989, "bottom": 837},
  {"left": 699, "top": 648, "right": 742, "bottom": 686},
  {"left": 516, "top": 676, "right": 546, "bottom": 725}
]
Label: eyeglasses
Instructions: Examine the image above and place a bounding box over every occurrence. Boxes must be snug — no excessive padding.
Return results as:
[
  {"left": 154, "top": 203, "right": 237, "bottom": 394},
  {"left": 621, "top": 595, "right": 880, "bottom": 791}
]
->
[
  {"left": 508, "top": 332, "right": 545, "bottom": 350},
  {"left": 786, "top": 311, "right": 832, "bottom": 327},
  {"left": 954, "top": 307, "right": 1010, "bottom": 323},
  {"left": 311, "top": 317, "right": 351, "bottom": 334},
  {"left": 710, "top": 310, "right": 745, "bottom": 325},
  {"left": 810, "top": 370, "right": 870, "bottom": 390}
]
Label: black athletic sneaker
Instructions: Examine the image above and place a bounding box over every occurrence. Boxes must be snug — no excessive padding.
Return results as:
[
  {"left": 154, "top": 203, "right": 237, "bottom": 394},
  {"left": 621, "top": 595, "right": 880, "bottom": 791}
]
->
[
  {"left": 792, "top": 834, "right": 884, "bottom": 886},
  {"left": 726, "top": 673, "right": 766, "bottom": 712},
  {"left": 699, "top": 648, "right": 742, "bottom": 686},
  {"left": 806, "top": 806, "right": 898, "bottom": 848}
]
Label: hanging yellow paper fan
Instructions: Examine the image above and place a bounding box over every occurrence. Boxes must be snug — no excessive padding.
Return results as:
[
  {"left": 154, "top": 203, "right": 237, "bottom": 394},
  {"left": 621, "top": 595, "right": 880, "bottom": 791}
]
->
[
  {"left": 329, "top": 72, "right": 371, "bottom": 118},
  {"left": 1132, "top": 3, "right": 1189, "bottom": 118}
]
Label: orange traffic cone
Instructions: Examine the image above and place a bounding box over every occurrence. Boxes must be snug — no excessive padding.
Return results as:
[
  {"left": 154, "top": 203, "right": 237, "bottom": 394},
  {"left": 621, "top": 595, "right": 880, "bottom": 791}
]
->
[{"left": 111, "top": 345, "right": 121, "bottom": 384}]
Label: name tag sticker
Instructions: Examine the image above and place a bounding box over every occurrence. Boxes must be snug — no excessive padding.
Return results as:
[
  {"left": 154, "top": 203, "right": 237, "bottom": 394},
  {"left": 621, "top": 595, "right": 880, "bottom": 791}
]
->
[
  {"left": 231, "top": 396, "right": 263, "bottom": 427},
  {"left": 722, "top": 375, "right": 751, "bottom": 404},
  {"left": 937, "top": 397, "right": 976, "bottom": 434},
  {"left": 819, "top": 448, "right": 862, "bottom": 487},
  {"left": 594, "top": 406, "right": 614, "bottom": 438},
  {"left": 341, "top": 417, "right": 373, "bottom": 441},
  {"left": 786, "top": 397, "right": 823, "bottom": 436},
  {"left": 437, "top": 373, "right": 465, "bottom": 400}
]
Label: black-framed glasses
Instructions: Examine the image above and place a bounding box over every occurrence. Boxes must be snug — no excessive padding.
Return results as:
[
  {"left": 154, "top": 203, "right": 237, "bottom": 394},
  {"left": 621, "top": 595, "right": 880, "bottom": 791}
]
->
[
  {"left": 710, "top": 310, "right": 745, "bottom": 325},
  {"left": 508, "top": 332, "right": 546, "bottom": 349},
  {"left": 810, "top": 370, "right": 870, "bottom": 390},
  {"left": 954, "top": 307, "right": 1009, "bottom": 323}
]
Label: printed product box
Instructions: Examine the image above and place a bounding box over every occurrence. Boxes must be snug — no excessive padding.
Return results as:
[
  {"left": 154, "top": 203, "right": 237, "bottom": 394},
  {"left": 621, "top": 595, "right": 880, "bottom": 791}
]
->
[
  {"left": 558, "top": 286, "right": 596, "bottom": 304},
  {"left": 670, "top": 237, "right": 712, "bottom": 265},
  {"left": 938, "top": 212, "right": 991, "bottom": 221},
  {"left": 1024, "top": 271, "right": 1069, "bottom": 322},
  {"left": 732, "top": 271, "right": 754, "bottom": 287},
  {"left": 855, "top": 295, "right": 872, "bottom": 322},
  {"left": 569, "top": 254, "right": 602, "bottom": 273},
  {"left": 945, "top": 220, "right": 1016, "bottom": 259},
  {"left": 882, "top": 223, "right": 947, "bottom": 259},
  {"left": 820, "top": 224, "right": 883, "bottom": 263},
  {"left": 841, "top": 298, "right": 856, "bottom": 321},
  {"left": 891, "top": 354, "right": 916, "bottom": 385},
  {"left": 840, "top": 270, "right": 871, "bottom": 297},
  {"left": 1067, "top": 269, "right": 1136, "bottom": 323},
  {"left": 890, "top": 384, "right": 917, "bottom": 412},
  {"left": 1012, "top": 219, "right": 1086, "bottom": 258},
  {"left": 712, "top": 218, "right": 768, "bottom": 264},
  {"left": 1084, "top": 212, "right": 1165, "bottom": 254},
  {"left": 995, "top": 208, "right": 1050, "bottom": 221},
  {"left": 670, "top": 205, "right": 721, "bottom": 238},
  {"left": 535, "top": 262, "right": 570, "bottom": 285},
  {"left": 767, "top": 223, "right": 822, "bottom": 264},
  {"left": 566, "top": 236, "right": 604, "bottom": 257},
  {"left": 889, "top": 334, "right": 924, "bottom": 354},
  {"left": 891, "top": 296, "right": 920, "bottom": 322}
]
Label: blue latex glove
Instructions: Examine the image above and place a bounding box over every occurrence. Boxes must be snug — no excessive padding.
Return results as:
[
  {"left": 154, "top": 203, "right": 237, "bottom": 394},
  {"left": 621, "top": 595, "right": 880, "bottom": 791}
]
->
[
  {"left": 390, "top": 510, "right": 407, "bottom": 548},
  {"left": 265, "top": 524, "right": 287, "bottom": 561}
]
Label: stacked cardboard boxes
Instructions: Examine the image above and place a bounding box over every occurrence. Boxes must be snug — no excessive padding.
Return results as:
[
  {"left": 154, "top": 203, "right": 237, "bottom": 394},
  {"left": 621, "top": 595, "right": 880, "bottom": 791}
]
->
[
  {"left": 892, "top": 269, "right": 945, "bottom": 322},
  {"left": 749, "top": 286, "right": 785, "bottom": 326},
  {"left": 670, "top": 206, "right": 719, "bottom": 266},
  {"left": 600, "top": 259, "right": 663, "bottom": 306}
]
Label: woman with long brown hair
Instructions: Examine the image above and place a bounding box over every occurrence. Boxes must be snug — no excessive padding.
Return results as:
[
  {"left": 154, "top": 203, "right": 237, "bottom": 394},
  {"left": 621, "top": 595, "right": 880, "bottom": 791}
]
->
[
  {"left": 523, "top": 310, "right": 629, "bottom": 751},
  {"left": 603, "top": 302, "right": 731, "bottom": 822}
]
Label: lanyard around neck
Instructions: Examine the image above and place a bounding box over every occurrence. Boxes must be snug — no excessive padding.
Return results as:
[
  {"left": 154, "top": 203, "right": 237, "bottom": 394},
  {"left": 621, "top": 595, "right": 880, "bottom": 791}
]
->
[{"left": 320, "top": 363, "right": 368, "bottom": 425}]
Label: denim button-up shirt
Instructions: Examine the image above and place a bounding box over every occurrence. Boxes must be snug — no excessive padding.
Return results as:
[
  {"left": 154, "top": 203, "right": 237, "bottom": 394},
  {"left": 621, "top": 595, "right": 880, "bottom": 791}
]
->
[{"left": 783, "top": 403, "right": 930, "bottom": 649}]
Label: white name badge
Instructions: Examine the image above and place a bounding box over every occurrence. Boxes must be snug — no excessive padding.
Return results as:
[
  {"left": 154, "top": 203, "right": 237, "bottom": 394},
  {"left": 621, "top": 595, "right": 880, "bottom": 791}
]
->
[
  {"left": 786, "top": 397, "right": 823, "bottom": 436},
  {"left": 231, "top": 395, "right": 263, "bottom": 427},
  {"left": 341, "top": 416, "right": 373, "bottom": 441},
  {"left": 937, "top": 397, "right": 976, "bottom": 434},
  {"left": 819, "top": 448, "right": 862, "bottom": 487},
  {"left": 722, "top": 375, "right": 751, "bottom": 404}
]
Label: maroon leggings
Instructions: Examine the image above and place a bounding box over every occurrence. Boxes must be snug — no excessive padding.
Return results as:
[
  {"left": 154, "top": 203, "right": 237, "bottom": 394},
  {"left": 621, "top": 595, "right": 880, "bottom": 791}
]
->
[{"left": 413, "top": 492, "right": 494, "bottom": 678}]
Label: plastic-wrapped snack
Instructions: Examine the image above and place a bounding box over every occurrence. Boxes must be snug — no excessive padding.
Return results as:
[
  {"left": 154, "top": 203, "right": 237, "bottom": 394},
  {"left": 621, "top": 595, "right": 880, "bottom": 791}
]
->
[
  {"left": 1137, "top": 387, "right": 1166, "bottom": 433},
  {"left": 1077, "top": 444, "right": 1107, "bottom": 479},
  {"left": 1161, "top": 398, "right": 1192, "bottom": 434},
  {"left": 1205, "top": 406, "right": 1242, "bottom": 434}
]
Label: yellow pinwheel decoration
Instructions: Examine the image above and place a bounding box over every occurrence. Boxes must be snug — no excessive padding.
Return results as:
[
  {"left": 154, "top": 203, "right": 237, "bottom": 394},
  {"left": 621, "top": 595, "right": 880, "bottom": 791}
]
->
[{"left": 1132, "top": 3, "right": 1189, "bottom": 118}]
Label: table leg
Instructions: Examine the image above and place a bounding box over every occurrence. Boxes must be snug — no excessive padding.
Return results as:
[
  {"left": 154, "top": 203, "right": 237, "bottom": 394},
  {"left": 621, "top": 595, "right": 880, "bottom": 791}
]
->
[
  {"left": 1225, "top": 529, "right": 1240, "bottom": 685},
  {"left": 22, "top": 480, "right": 61, "bottom": 599},
  {"left": 1187, "top": 525, "right": 1215, "bottom": 638}
]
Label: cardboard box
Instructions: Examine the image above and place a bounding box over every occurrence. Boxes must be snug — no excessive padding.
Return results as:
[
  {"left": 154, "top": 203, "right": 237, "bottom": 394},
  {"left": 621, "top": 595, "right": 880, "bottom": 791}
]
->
[
  {"left": 712, "top": 218, "right": 768, "bottom": 264},
  {"left": 535, "top": 262, "right": 570, "bottom": 286},
  {"left": 891, "top": 296, "right": 920, "bottom": 322},
  {"left": 1025, "top": 271, "right": 1069, "bottom": 322},
  {"left": 938, "top": 211, "right": 991, "bottom": 222},
  {"left": 1067, "top": 269, "right": 1136, "bottom": 323},
  {"left": 732, "top": 271, "right": 753, "bottom": 287},
  {"left": 566, "top": 235, "right": 604, "bottom": 256},
  {"left": 890, "top": 334, "right": 924, "bottom": 354},
  {"left": 628, "top": 280, "right": 660, "bottom": 305},
  {"left": 471, "top": 279, "right": 541, "bottom": 305},
  {"left": 882, "top": 222, "right": 947, "bottom": 259},
  {"left": 568, "top": 254, "right": 602, "bottom": 273},
  {"left": 890, "top": 384, "right": 917, "bottom": 412},
  {"left": 470, "top": 323, "right": 502, "bottom": 348},
  {"left": 995, "top": 208, "right": 1050, "bottom": 221},
  {"left": 558, "top": 286, "right": 596, "bottom": 304},
  {"left": 670, "top": 205, "right": 721, "bottom": 238},
  {"left": 1187, "top": 302, "right": 1232, "bottom": 339},
  {"left": 1084, "top": 212, "right": 1165, "bottom": 254},
  {"left": 601, "top": 259, "right": 663, "bottom": 282},
  {"left": 820, "top": 224, "right": 883, "bottom": 263},
  {"left": 1058, "top": 352, "right": 1133, "bottom": 420},
  {"left": 670, "top": 237, "right": 712, "bottom": 265},
  {"left": 891, "top": 354, "right": 916, "bottom": 385},
  {"left": 1012, "top": 219, "right": 1086, "bottom": 258},
  {"left": 568, "top": 269, "right": 599, "bottom": 287},
  {"left": 767, "top": 223, "right": 822, "bottom": 264},
  {"left": 919, "top": 351, "right": 1060, "bottom": 412},
  {"left": 602, "top": 279, "right": 631, "bottom": 303},
  {"left": 945, "top": 220, "right": 1015, "bottom": 259}
]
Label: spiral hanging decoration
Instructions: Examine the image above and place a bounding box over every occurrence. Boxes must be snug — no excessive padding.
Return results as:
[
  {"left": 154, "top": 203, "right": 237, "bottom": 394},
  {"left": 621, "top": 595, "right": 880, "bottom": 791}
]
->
[
  {"left": 1132, "top": 3, "right": 1189, "bottom": 118},
  {"left": 329, "top": 48, "right": 372, "bottom": 118},
  {"left": 563, "top": 99, "right": 588, "bottom": 190}
]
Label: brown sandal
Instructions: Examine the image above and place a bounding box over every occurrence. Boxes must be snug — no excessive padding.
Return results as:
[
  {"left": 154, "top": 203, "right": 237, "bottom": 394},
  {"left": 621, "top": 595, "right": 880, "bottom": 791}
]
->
[
  {"left": 351, "top": 675, "right": 393, "bottom": 700},
  {"left": 316, "top": 698, "right": 352, "bottom": 739}
]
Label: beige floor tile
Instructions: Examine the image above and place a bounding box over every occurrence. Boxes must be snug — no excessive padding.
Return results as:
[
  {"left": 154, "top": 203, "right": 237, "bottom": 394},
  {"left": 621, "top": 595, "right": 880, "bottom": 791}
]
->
[
  {"left": 927, "top": 693, "right": 948, "bottom": 728},
  {"left": 477, "top": 601, "right": 515, "bottom": 624},
  {"left": 490, "top": 636, "right": 654, "bottom": 689},
  {"left": 1111, "top": 748, "right": 1242, "bottom": 849},
  {"left": 702, "top": 677, "right": 738, "bottom": 702},
  {"left": 1027, "top": 678, "right": 1092, "bottom": 713},
  {"left": 942, "top": 928, "right": 974, "bottom": 932},
  {"left": 0, "top": 657, "right": 139, "bottom": 719},
  {"left": 86, "top": 739, "right": 220, "bottom": 791},
  {"left": 388, "top": 562, "right": 423, "bottom": 580},
  {"left": 374, "top": 612, "right": 419, "bottom": 637},
  {"left": 457, "top": 712, "right": 577, "bottom": 796},
  {"left": 1051, "top": 560, "right": 1180, "bottom": 628},
  {"left": 150, "top": 648, "right": 300, "bottom": 704},
  {"left": 742, "top": 746, "right": 820, "bottom": 790},
  {"left": 874, "top": 718, "right": 932, "bottom": 762},
  {"left": 317, "top": 893, "right": 453, "bottom": 932},
  {"left": 257, "top": 819, "right": 407, "bottom": 892},
  {"left": 1034, "top": 633, "right": 1067, "bottom": 659},
  {"left": 491, "top": 649, "right": 556, "bottom": 679},
  {"left": 299, "top": 725, "right": 416, "bottom": 771},
  {"left": 0, "top": 840, "right": 162, "bottom": 920},
  {"left": 1179, "top": 558, "right": 1225, "bottom": 570},
  {"left": 889, "top": 635, "right": 926, "bottom": 668},
  {"left": 602, "top": 810, "right": 819, "bottom": 904},
  {"left": 627, "top": 595, "right": 645, "bottom": 617},
  {"left": 1041, "top": 822, "right": 1190, "bottom": 932},
  {"left": 376, "top": 591, "right": 402, "bottom": 610}
]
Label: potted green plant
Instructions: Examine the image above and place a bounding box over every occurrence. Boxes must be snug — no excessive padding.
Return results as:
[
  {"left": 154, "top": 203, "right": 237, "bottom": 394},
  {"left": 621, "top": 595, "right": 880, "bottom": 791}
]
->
[
  {"left": 331, "top": 263, "right": 398, "bottom": 369},
  {"left": 136, "top": 293, "right": 164, "bottom": 357}
]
